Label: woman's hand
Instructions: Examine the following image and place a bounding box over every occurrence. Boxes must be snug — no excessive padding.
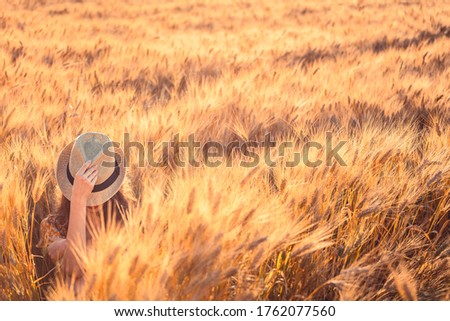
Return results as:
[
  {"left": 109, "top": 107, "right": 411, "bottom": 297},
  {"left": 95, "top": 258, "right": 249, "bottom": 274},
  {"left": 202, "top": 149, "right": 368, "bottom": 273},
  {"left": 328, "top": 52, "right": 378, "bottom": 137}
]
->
[{"left": 71, "top": 161, "right": 98, "bottom": 202}]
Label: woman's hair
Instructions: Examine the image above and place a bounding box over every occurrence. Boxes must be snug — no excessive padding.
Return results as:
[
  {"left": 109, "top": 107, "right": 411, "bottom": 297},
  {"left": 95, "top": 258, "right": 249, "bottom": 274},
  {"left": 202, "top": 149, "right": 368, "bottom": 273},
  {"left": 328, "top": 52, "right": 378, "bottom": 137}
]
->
[{"left": 53, "top": 189, "right": 130, "bottom": 237}]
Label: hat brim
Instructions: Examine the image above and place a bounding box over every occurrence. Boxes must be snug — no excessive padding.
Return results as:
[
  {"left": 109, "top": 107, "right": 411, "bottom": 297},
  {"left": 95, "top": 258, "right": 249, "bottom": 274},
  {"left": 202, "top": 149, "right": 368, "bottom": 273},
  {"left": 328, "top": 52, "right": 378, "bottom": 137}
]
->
[{"left": 56, "top": 141, "right": 126, "bottom": 206}]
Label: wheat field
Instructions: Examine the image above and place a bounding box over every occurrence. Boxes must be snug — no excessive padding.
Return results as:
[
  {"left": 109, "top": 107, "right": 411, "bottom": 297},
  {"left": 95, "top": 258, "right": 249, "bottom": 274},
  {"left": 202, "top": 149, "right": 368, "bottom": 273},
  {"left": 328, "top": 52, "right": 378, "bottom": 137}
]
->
[{"left": 1, "top": 0, "right": 449, "bottom": 300}]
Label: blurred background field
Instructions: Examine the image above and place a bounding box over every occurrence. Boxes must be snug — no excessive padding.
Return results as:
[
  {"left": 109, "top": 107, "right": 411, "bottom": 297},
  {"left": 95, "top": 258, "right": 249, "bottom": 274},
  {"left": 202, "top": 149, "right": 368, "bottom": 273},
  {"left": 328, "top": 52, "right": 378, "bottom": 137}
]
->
[{"left": 0, "top": 0, "right": 449, "bottom": 300}]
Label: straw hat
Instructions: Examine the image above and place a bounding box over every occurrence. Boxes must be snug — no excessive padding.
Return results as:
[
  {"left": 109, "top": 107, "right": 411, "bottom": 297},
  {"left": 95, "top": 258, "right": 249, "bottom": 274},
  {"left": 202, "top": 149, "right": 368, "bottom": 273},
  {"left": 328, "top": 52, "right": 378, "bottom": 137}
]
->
[{"left": 56, "top": 132, "right": 125, "bottom": 206}]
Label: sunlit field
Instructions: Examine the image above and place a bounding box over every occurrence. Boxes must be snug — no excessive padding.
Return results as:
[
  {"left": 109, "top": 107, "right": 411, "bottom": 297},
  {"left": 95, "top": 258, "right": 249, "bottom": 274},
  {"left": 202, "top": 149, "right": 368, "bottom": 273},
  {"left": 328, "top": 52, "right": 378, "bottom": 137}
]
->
[{"left": 1, "top": 0, "right": 449, "bottom": 300}]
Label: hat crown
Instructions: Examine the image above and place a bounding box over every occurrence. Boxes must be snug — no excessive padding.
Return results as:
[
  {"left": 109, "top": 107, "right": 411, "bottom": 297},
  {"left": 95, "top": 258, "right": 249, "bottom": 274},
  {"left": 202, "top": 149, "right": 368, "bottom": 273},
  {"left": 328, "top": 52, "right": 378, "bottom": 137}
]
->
[
  {"left": 83, "top": 139, "right": 103, "bottom": 161},
  {"left": 68, "top": 132, "right": 115, "bottom": 185}
]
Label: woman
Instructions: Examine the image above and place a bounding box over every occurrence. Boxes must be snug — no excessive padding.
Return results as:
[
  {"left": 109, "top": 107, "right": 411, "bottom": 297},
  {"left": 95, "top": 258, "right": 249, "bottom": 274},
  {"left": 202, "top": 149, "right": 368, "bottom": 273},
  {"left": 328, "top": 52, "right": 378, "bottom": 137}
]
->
[{"left": 37, "top": 132, "right": 131, "bottom": 283}]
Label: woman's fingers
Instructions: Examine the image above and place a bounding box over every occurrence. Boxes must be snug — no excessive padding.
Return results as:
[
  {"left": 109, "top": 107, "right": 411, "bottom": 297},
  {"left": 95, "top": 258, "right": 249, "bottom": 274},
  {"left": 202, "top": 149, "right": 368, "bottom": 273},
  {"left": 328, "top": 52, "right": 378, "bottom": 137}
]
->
[
  {"left": 86, "top": 171, "right": 98, "bottom": 185},
  {"left": 72, "top": 161, "right": 98, "bottom": 201},
  {"left": 76, "top": 160, "right": 92, "bottom": 175},
  {"left": 88, "top": 172, "right": 98, "bottom": 184},
  {"left": 86, "top": 168, "right": 98, "bottom": 179},
  {"left": 84, "top": 164, "right": 98, "bottom": 178}
]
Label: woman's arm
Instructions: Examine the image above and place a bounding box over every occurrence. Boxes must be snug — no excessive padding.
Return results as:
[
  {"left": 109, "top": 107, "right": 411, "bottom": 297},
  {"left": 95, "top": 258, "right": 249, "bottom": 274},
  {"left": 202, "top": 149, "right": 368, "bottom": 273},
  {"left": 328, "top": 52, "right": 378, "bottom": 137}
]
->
[{"left": 61, "top": 160, "right": 98, "bottom": 276}]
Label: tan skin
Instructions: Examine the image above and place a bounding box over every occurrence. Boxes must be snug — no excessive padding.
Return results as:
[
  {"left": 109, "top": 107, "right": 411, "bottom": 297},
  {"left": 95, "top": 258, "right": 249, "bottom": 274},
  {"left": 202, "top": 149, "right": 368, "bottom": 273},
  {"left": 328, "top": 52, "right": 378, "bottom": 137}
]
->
[{"left": 47, "top": 160, "right": 99, "bottom": 277}]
